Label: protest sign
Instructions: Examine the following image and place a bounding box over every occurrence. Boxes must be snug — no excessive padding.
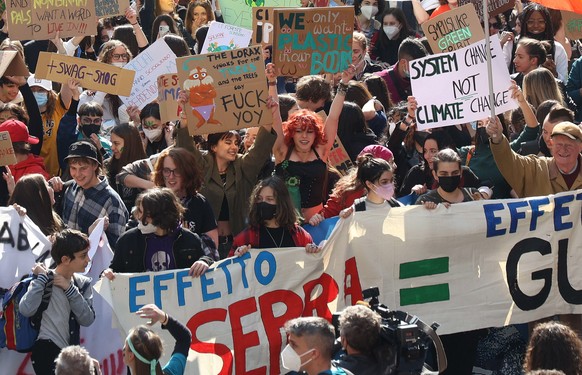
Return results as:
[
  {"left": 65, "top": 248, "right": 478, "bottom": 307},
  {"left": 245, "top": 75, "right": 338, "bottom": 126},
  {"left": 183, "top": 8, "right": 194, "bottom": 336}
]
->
[
  {"left": 410, "top": 35, "right": 517, "bottom": 130},
  {"left": 252, "top": 7, "right": 273, "bottom": 46},
  {"left": 35, "top": 52, "right": 135, "bottom": 96},
  {"left": 6, "top": 0, "right": 96, "bottom": 40},
  {"left": 201, "top": 22, "right": 253, "bottom": 54},
  {"left": 272, "top": 6, "right": 354, "bottom": 77},
  {"left": 422, "top": 4, "right": 485, "bottom": 53},
  {"left": 221, "top": 0, "right": 299, "bottom": 29},
  {"left": 328, "top": 136, "right": 354, "bottom": 175},
  {"left": 158, "top": 73, "right": 181, "bottom": 123},
  {"left": 119, "top": 38, "right": 177, "bottom": 110},
  {"left": 562, "top": 10, "right": 582, "bottom": 40},
  {"left": 95, "top": 0, "right": 129, "bottom": 17},
  {"left": 177, "top": 45, "right": 273, "bottom": 136},
  {"left": 0, "top": 50, "right": 29, "bottom": 77},
  {"left": 458, "top": 0, "right": 515, "bottom": 22},
  {"left": 0, "top": 131, "right": 16, "bottom": 166},
  {"left": 98, "top": 189, "right": 582, "bottom": 373}
]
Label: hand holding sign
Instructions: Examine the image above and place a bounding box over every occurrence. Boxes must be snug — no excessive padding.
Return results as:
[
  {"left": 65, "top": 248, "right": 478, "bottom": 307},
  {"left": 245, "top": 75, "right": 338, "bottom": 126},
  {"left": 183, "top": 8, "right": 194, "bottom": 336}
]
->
[{"left": 485, "top": 116, "right": 503, "bottom": 142}]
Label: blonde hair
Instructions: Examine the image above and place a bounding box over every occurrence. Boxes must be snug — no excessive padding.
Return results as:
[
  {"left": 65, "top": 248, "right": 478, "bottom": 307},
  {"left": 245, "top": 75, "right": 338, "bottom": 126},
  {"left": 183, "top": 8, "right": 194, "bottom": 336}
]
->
[{"left": 523, "top": 68, "right": 564, "bottom": 109}]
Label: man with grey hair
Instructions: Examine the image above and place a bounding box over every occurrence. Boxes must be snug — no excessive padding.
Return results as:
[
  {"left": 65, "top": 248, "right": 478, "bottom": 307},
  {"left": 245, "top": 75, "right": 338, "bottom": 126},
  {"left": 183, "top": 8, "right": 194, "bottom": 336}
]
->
[
  {"left": 282, "top": 317, "right": 353, "bottom": 375},
  {"left": 55, "top": 345, "right": 101, "bottom": 375}
]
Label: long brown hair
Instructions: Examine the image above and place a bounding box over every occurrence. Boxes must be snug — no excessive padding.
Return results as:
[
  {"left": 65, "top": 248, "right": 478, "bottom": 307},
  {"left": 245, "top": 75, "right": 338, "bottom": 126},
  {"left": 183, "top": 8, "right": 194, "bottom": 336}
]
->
[
  {"left": 524, "top": 322, "right": 582, "bottom": 375},
  {"left": 107, "top": 123, "right": 147, "bottom": 182},
  {"left": 126, "top": 326, "right": 164, "bottom": 375},
  {"left": 151, "top": 148, "right": 203, "bottom": 196},
  {"left": 247, "top": 176, "right": 298, "bottom": 230},
  {"left": 8, "top": 174, "right": 63, "bottom": 236}
]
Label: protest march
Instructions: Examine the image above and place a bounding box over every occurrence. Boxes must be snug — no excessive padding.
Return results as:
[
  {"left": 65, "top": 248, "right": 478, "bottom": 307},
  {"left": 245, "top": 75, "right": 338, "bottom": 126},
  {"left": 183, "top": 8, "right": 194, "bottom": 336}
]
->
[{"left": 2, "top": 0, "right": 582, "bottom": 374}]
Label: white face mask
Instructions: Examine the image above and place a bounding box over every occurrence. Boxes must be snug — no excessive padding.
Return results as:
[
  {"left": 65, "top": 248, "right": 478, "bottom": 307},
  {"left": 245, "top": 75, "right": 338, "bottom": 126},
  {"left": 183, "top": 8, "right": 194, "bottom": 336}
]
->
[
  {"left": 138, "top": 221, "right": 157, "bottom": 234},
  {"left": 111, "top": 61, "right": 126, "bottom": 68},
  {"left": 383, "top": 25, "right": 400, "bottom": 40},
  {"left": 280, "top": 344, "right": 314, "bottom": 372},
  {"left": 360, "top": 5, "right": 378, "bottom": 20},
  {"left": 143, "top": 127, "right": 163, "bottom": 142}
]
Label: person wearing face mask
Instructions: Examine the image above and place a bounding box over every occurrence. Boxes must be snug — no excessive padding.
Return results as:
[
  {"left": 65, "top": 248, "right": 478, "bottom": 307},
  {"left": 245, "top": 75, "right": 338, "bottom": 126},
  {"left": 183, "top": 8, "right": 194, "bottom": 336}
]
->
[
  {"left": 282, "top": 317, "right": 353, "bottom": 375},
  {"left": 354, "top": 0, "right": 385, "bottom": 41},
  {"left": 29, "top": 74, "right": 76, "bottom": 177},
  {"left": 139, "top": 102, "right": 174, "bottom": 156},
  {"left": 370, "top": 8, "right": 416, "bottom": 66},
  {"left": 102, "top": 187, "right": 214, "bottom": 280},
  {"left": 229, "top": 176, "right": 318, "bottom": 257},
  {"left": 458, "top": 82, "right": 540, "bottom": 199}
]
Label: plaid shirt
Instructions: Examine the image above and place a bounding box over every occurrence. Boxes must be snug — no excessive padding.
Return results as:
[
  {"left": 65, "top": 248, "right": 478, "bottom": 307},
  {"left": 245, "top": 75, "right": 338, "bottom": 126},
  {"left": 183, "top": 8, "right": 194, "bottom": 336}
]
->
[{"left": 63, "top": 177, "right": 129, "bottom": 248}]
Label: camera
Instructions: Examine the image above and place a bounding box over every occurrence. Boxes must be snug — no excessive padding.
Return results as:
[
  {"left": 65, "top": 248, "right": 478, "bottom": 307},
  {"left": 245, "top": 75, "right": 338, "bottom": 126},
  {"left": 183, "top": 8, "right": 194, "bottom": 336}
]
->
[{"left": 333, "top": 287, "right": 447, "bottom": 375}]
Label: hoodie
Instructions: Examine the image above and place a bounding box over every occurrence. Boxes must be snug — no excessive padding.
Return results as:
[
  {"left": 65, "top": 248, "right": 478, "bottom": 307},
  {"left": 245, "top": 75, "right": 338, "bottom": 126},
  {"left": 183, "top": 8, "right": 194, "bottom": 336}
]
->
[{"left": 10, "top": 154, "right": 50, "bottom": 182}]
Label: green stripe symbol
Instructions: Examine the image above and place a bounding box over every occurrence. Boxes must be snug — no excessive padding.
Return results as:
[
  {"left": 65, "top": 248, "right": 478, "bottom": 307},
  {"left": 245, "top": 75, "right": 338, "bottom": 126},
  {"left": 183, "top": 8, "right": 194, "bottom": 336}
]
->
[{"left": 399, "top": 257, "right": 450, "bottom": 306}]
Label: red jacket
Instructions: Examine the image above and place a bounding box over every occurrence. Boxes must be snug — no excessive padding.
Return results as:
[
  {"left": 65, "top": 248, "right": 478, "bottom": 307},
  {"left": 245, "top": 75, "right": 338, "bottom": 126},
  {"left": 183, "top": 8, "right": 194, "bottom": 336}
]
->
[
  {"left": 228, "top": 224, "right": 313, "bottom": 257},
  {"left": 321, "top": 188, "right": 366, "bottom": 218},
  {"left": 10, "top": 154, "right": 50, "bottom": 182}
]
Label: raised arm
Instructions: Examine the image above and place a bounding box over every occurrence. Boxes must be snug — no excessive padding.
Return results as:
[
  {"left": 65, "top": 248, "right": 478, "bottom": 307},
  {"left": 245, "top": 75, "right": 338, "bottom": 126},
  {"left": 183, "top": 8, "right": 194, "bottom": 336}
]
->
[{"left": 126, "top": 7, "right": 149, "bottom": 50}]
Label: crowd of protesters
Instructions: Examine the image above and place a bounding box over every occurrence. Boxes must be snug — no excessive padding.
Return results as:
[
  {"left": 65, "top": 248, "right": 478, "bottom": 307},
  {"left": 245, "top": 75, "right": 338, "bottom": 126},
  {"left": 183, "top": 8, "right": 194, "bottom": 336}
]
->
[{"left": 2, "top": 0, "right": 582, "bottom": 373}]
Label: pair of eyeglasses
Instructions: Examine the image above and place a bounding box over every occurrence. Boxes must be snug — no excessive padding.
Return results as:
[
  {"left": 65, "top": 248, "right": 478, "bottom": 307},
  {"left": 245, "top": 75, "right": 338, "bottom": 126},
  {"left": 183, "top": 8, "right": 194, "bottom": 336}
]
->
[
  {"left": 112, "top": 53, "right": 130, "bottom": 61},
  {"left": 162, "top": 168, "right": 181, "bottom": 177},
  {"left": 80, "top": 117, "right": 103, "bottom": 125}
]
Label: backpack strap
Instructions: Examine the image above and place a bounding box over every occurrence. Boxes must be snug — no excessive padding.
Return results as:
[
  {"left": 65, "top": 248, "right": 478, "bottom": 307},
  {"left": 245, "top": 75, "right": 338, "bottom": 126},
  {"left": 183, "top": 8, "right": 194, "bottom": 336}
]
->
[
  {"left": 68, "top": 275, "right": 92, "bottom": 345},
  {"left": 354, "top": 197, "right": 367, "bottom": 212},
  {"left": 31, "top": 272, "right": 54, "bottom": 329}
]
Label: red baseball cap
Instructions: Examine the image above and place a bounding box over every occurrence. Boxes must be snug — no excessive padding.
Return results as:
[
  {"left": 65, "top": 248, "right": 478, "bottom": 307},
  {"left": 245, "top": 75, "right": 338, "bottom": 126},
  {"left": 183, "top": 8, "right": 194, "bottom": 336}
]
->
[{"left": 0, "top": 119, "right": 39, "bottom": 144}]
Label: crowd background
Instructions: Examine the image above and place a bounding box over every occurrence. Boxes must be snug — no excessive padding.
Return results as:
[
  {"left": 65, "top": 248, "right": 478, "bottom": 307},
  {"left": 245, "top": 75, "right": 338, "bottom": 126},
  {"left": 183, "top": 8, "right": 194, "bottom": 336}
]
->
[{"left": 2, "top": 0, "right": 582, "bottom": 374}]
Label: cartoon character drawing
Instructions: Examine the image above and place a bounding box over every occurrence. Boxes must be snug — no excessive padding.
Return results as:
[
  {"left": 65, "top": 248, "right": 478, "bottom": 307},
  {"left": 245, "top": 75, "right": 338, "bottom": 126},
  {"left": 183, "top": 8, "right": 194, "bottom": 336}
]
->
[
  {"left": 207, "top": 39, "right": 237, "bottom": 53},
  {"left": 183, "top": 66, "right": 221, "bottom": 128}
]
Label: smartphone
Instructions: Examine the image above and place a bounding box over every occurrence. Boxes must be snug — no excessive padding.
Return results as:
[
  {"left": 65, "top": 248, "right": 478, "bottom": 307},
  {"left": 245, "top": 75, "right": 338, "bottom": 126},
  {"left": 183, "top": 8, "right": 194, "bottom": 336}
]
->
[
  {"left": 547, "top": 54, "right": 553, "bottom": 60},
  {"left": 159, "top": 25, "right": 170, "bottom": 37}
]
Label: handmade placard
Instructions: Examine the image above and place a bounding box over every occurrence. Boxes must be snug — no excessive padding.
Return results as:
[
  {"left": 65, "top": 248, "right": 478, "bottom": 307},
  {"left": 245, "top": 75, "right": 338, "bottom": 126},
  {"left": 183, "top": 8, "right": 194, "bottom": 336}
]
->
[
  {"left": 6, "top": 0, "right": 96, "bottom": 40},
  {"left": 119, "top": 38, "right": 177, "bottom": 109},
  {"left": 177, "top": 45, "right": 273, "bottom": 135},
  {"left": 458, "top": 0, "right": 515, "bottom": 22},
  {"left": 0, "top": 50, "right": 29, "bottom": 77},
  {"left": 221, "top": 0, "right": 299, "bottom": 29},
  {"left": 272, "top": 6, "right": 354, "bottom": 77},
  {"left": 253, "top": 7, "right": 275, "bottom": 46},
  {"left": 35, "top": 52, "right": 135, "bottom": 96},
  {"left": 422, "top": 4, "right": 485, "bottom": 53},
  {"left": 328, "top": 136, "right": 354, "bottom": 175},
  {"left": 157, "top": 73, "right": 181, "bottom": 123},
  {"left": 0, "top": 131, "right": 16, "bottom": 166},
  {"left": 562, "top": 11, "right": 582, "bottom": 40},
  {"left": 410, "top": 35, "right": 517, "bottom": 130},
  {"left": 201, "top": 22, "right": 253, "bottom": 53},
  {"left": 95, "top": 0, "right": 129, "bottom": 17}
]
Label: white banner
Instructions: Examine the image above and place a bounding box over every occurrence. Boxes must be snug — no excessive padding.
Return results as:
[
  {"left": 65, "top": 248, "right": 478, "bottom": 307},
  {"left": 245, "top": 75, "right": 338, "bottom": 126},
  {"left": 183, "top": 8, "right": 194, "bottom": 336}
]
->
[
  {"left": 410, "top": 35, "right": 518, "bottom": 130},
  {"left": 201, "top": 22, "right": 253, "bottom": 54},
  {"left": 97, "top": 189, "right": 582, "bottom": 374},
  {"left": 120, "top": 38, "right": 177, "bottom": 110}
]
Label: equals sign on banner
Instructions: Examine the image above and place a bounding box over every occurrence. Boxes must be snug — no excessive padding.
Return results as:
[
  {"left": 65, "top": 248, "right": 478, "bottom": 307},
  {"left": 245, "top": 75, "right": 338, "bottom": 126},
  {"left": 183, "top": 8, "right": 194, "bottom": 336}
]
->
[{"left": 399, "top": 257, "right": 450, "bottom": 306}]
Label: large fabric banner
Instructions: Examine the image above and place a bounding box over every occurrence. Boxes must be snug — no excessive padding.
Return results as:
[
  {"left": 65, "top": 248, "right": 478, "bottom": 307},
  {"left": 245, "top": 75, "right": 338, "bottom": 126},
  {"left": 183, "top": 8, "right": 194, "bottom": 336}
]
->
[
  {"left": 410, "top": 35, "right": 517, "bottom": 130},
  {"left": 98, "top": 190, "right": 582, "bottom": 374}
]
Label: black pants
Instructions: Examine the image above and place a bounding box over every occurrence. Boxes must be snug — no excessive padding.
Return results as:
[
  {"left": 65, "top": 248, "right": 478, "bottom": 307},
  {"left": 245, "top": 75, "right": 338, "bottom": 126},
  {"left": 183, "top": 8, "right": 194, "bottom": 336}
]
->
[{"left": 31, "top": 339, "right": 61, "bottom": 375}]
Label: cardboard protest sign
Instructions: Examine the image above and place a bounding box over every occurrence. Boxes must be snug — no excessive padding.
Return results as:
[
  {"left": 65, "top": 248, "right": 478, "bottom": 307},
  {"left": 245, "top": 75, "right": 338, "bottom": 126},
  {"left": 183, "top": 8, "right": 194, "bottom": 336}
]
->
[
  {"left": 272, "top": 6, "right": 354, "bottom": 77},
  {"left": 35, "top": 52, "right": 135, "bottom": 96},
  {"left": 422, "top": 4, "right": 485, "bottom": 53},
  {"left": 221, "top": 0, "right": 299, "bottom": 29},
  {"left": 562, "top": 11, "right": 582, "bottom": 40},
  {"left": 0, "top": 50, "right": 29, "bottom": 77},
  {"left": 119, "top": 38, "right": 177, "bottom": 109},
  {"left": 328, "top": 136, "right": 354, "bottom": 175},
  {"left": 458, "top": 0, "right": 515, "bottom": 22},
  {"left": 201, "top": 22, "right": 253, "bottom": 54},
  {"left": 95, "top": 0, "right": 129, "bottom": 17},
  {"left": 98, "top": 189, "right": 582, "bottom": 373},
  {"left": 177, "top": 45, "right": 273, "bottom": 136},
  {"left": 0, "top": 131, "right": 16, "bottom": 166},
  {"left": 6, "top": 0, "right": 96, "bottom": 40},
  {"left": 158, "top": 73, "right": 181, "bottom": 123},
  {"left": 410, "top": 35, "right": 517, "bottom": 130}
]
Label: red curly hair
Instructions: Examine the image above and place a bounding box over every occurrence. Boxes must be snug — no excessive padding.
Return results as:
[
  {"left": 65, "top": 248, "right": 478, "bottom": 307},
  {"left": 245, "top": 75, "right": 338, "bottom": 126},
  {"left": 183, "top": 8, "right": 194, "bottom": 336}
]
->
[{"left": 282, "top": 109, "right": 327, "bottom": 148}]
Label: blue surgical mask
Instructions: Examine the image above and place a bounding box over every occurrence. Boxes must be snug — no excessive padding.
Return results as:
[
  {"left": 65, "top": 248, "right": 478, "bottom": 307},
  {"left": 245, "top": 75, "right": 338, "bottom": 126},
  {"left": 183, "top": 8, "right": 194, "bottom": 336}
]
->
[{"left": 33, "top": 92, "right": 48, "bottom": 108}]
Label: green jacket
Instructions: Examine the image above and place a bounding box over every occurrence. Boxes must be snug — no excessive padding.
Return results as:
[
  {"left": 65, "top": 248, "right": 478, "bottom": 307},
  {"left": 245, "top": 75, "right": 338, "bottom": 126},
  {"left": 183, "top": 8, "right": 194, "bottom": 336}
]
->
[{"left": 177, "top": 126, "right": 277, "bottom": 235}]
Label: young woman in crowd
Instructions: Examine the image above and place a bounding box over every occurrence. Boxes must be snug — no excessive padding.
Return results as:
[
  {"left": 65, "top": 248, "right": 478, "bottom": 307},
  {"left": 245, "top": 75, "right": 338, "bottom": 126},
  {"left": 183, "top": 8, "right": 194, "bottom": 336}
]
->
[
  {"left": 522, "top": 67, "right": 565, "bottom": 109},
  {"left": 370, "top": 8, "right": 415, "bottom": 66},
  {"left": 105, "top": 123, "right": 147, "bottom": 212},
  {"left": 151, "top": 14, "right": 180, "bottom": 41},
  {"left": 350, "top": 32, "right": 382, "bottom": 80},
  {"left": 79, "top": 40, "right": 133, "bottom": 132},
  {"left": 229, "top": 176, "right": 318, "bottom": 257},
  {"left": 137, "top": 103, "right": 174, "bottom": 157},
  {"left": 123, "top": 304, "right": 191, "bottom": 375},
  {"left": 184, "top": 1, "right": 215, "bottom": 50},
  {"left": 176, "top": 91, "right": 279, "bottom": 259},
  {"left": 524, "top": 322, "right": 582, "bottom": 375},
  {"left": 336, "top": 102, "right": 378, "bottom": 161},
  {"left": 151, "top": 147, "right": 218, "bottom": 247},
  {"left": 103, "top": 187, "right": 214, "bottom": 277},
  {"left": 8, "top": 173, "right": 63, "bottom": 236},
  {"left": 273, "top": 65, "right": 355, "bottom": 223},
  {"left": 512, "top": 38, "right": 547, "bottom": 87},
  {"left": 345, "top": 80, "right": 388, "bottom": 137},
  {"left": 353, "top": 0, "right": 385, "bottom": 41}
]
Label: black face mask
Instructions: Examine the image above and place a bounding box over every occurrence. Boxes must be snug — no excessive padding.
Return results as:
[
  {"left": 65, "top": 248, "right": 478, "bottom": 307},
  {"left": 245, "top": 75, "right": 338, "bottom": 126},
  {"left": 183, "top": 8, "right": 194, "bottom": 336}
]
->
[
  {"left": 82, "top": 125, "right": 101, "bottom": 138},
  {"left": 438, "top": 175, "right": 461, "bottom": 193},
  {"left": 257, "top": 201, "right": 277, "bottom": 221},
  {"left": 476, "top": 127, "right": 490, "bottom": 146}
]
